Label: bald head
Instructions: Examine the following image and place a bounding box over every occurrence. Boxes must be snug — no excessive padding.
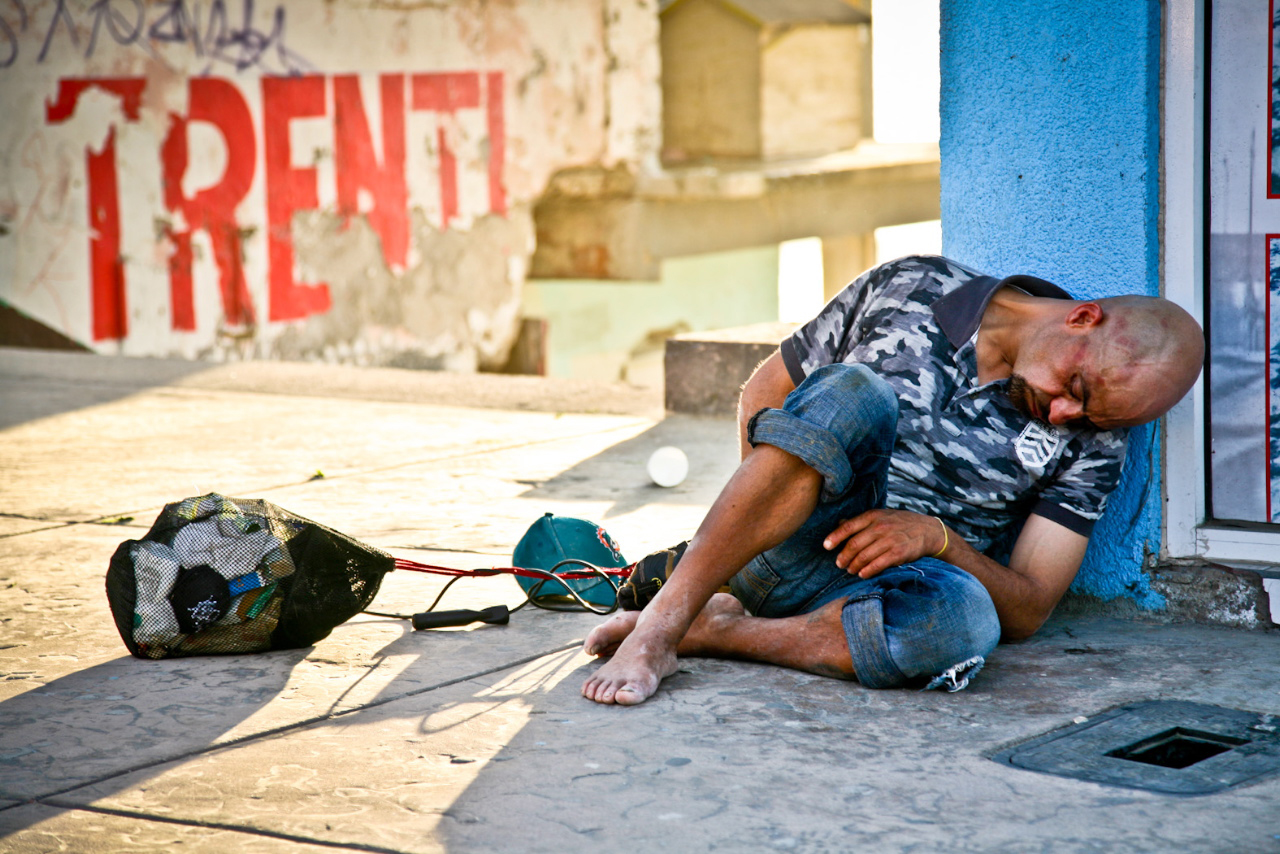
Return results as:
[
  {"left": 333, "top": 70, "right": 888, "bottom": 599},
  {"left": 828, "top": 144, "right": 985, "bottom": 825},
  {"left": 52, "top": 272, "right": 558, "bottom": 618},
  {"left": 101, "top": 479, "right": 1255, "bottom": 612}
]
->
[
  {"left": 999, "top": 291, "right": 1204, "bottom": 431},
  {"left": 1089, "top": 295, "right": 1204, "bottom": 423}
]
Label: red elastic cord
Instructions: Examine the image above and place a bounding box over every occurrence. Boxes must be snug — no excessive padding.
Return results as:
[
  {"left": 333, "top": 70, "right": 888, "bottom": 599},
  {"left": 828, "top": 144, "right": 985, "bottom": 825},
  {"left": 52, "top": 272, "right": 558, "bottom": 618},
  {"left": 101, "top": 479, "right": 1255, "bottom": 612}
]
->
[{"left": 393, "top": 558, "right": 633, "bottom": 581}]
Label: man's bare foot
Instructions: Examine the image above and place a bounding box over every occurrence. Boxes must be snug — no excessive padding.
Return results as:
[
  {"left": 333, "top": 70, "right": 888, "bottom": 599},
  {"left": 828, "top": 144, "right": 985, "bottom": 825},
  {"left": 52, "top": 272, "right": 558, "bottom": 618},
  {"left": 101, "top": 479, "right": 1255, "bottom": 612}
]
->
[
  {"left": 583, "top": 610, "right": 639, "bottom": 657},
  {"left": 579, "top": 594, "right": 745, "bottom": 706},
  {"left": 582, "top": 593, "right": 746, "bottom": 659},
  {"left": 580, "top": 624, "right": 678, "bottom": 705}
]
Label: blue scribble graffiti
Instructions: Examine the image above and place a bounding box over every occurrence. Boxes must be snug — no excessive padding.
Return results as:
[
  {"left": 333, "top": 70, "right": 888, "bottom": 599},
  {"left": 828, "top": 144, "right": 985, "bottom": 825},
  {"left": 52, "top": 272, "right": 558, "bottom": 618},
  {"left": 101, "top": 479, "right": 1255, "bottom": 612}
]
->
[
  {"left": 85, "top": 0, "right": 146, "bottom": 61},
  {"left": 0, "top": 1, "right": 27, "bottom": 69},
  {"left": 4, "top": 0, "right": 311, "bottom": 74}
]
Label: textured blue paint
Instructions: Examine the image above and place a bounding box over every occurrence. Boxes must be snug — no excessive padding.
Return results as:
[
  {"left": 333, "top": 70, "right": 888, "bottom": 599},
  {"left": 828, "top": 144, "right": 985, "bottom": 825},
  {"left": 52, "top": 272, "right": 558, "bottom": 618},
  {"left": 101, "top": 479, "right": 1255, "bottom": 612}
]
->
[{"left": 939, "top": 0, "right": 1164, "bottom": 606}]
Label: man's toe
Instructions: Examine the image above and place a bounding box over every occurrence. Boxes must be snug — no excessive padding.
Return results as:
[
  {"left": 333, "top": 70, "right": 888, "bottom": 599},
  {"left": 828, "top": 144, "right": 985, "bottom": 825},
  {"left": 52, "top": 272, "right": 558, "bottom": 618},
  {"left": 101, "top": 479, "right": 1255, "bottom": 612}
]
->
[{"left": 614, "top": 686, "right": 644, "bottom": 706}]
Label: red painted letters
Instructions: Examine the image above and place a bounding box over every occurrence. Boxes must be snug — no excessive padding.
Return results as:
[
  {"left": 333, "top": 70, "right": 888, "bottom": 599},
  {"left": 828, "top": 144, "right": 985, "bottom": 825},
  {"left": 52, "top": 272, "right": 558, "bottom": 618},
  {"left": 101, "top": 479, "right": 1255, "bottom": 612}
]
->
[
  {"left": 46, "top": 78, "right": 146, "bottom": 341},
  {"left": 45, "top": 71, "right": 506, "bottom": 339},
  {"left": 162, "top": 78, "right": 258, "bottom": 330},
  {"left": 334, "top": 74, "right": 408, "bottom": 269},
  {"left": 262, "top": 75, "right": 332, "bottom": 322}
]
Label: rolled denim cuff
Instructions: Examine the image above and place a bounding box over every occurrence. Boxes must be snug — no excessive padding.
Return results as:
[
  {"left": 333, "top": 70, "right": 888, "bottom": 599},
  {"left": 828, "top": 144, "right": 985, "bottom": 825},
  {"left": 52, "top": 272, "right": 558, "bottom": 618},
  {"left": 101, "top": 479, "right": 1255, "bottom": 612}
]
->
[
  {"left": 841, "top": 595, "right": 906, "bottom": 689},
  {"left": 747, "top": 407, "right": 852, "bottom": 502}
]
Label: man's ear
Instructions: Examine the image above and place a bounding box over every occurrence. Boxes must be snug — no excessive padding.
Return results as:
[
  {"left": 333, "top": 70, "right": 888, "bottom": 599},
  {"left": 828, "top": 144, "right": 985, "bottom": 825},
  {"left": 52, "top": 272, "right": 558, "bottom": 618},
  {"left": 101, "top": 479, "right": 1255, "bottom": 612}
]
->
[{"left": 1064, "top": 302, "right": 1103, "bottom": 330}]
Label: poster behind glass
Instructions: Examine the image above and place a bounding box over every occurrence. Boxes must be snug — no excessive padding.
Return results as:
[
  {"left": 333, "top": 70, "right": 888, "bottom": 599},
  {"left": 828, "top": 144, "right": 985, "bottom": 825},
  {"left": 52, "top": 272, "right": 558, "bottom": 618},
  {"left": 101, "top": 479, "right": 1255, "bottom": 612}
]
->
[{"left": 1207, "top": 0, "right": 1280, "bottom": 522}]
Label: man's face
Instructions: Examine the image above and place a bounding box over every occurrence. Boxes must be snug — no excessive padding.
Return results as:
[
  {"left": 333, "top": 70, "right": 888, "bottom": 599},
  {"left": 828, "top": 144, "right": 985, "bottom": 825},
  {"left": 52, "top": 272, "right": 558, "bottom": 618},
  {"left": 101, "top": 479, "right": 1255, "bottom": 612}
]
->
[
  {"left": 1007, "top": 337, "right": 1148, "bottom": 431},
  {"left": 1005, "top": 371, "right": 1099, "bottom": 429}
]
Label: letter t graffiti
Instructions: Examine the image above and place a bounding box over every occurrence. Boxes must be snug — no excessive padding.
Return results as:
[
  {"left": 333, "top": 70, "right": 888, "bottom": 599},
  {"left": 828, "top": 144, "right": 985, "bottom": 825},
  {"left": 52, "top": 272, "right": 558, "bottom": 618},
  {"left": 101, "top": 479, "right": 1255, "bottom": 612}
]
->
[
  {"left": 262, "top": 75, "right": 332, "bottom": 322},
  {"left": 45, "top": 78, "right": 147, "bottom": 342}
]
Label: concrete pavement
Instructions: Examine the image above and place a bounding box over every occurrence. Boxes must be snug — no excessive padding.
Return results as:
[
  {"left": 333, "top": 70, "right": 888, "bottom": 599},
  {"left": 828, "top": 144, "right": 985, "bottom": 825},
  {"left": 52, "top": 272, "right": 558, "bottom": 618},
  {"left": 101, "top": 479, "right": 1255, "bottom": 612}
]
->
[{"left": 0, "top": 347, "right": 1276, "bottom": 853}]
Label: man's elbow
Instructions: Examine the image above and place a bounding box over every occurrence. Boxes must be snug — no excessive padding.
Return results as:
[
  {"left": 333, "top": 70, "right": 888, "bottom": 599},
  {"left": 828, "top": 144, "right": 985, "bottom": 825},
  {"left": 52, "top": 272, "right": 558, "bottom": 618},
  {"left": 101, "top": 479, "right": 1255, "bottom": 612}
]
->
[
  {"left": 999, "top": 602, "right": 1056, "bottom": 642},
  {"left": 1001, "top": 621, "right": 1042, "bottom": 643}
]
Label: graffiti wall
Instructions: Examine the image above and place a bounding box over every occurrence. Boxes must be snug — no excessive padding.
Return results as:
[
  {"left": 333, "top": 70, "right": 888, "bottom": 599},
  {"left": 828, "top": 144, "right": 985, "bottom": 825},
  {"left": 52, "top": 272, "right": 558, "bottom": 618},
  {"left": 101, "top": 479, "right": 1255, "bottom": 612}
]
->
[{"left": 0, "top": 0, "right": 660, "bottom": 369}]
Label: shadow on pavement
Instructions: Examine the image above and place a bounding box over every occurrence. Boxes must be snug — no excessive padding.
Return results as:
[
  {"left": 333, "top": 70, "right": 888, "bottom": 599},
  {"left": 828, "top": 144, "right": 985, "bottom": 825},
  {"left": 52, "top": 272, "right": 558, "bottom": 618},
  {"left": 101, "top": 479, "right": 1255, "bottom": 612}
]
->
[
  {"left": 0, "top": 348, "right": 213, "bottom": 431},
  {"left": 0, "top": 648, "right": 310, "bottom": 838}
]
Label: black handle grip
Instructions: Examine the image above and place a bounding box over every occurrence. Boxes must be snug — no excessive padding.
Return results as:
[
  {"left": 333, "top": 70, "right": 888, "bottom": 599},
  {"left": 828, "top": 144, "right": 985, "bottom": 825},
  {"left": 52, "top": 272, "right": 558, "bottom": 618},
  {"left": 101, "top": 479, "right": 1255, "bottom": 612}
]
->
[{"left": 411, "top": 605, "right": 510, "bottom": 630}]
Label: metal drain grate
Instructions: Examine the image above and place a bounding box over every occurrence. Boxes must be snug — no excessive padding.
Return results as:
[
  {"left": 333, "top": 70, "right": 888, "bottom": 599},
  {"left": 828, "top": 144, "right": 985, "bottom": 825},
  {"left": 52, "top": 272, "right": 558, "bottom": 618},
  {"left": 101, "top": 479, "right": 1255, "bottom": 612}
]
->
[{"left": 991, "top": 700, "right": 1280, "bottom": 795}]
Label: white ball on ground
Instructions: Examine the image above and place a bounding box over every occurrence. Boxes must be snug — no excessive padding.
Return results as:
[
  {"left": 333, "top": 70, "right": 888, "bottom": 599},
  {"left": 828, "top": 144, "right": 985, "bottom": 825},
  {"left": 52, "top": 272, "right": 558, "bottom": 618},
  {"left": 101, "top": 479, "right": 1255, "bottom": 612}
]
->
[{"left": 647, "top": 446, "right": 688, "bottom": 487}]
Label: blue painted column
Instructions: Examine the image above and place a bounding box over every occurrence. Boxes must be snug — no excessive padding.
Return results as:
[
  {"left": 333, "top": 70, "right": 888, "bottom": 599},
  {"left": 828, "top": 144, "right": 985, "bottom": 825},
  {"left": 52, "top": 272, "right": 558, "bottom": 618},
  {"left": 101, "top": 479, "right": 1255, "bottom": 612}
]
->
[{"left": 939, "top": 0, "right": 1164, "bottom": 605}]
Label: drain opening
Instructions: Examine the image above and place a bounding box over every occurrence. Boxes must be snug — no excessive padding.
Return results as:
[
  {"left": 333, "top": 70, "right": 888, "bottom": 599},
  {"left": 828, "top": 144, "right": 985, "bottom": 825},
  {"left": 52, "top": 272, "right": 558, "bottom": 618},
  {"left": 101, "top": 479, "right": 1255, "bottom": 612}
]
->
[
  {"left": 994, "top": 701, "right": 1280, "bottom": 794},
  {"left": 1106, "top": 727, "right": 1250, "bottom": 769}
]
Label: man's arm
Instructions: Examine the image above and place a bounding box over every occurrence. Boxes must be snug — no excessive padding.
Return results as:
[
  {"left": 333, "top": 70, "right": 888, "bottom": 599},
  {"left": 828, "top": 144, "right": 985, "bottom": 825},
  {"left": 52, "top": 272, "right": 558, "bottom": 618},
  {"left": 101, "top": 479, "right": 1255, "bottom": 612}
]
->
[
  {"left": 739, "top": 350, "right": 796, "bottom": 459},
  {"left": 822, "top": 510, "right": 1087, "bottom": 641},
  {"left": 743, "top": 348, "right": 1087, "bottom": 639}
]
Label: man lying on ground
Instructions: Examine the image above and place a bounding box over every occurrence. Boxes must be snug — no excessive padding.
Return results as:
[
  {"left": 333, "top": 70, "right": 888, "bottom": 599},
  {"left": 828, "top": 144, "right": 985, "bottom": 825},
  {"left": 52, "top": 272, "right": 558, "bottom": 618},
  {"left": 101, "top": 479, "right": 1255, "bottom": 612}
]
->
[{"left": 581, "top": 255, "right": 1204, "bottom": 705}]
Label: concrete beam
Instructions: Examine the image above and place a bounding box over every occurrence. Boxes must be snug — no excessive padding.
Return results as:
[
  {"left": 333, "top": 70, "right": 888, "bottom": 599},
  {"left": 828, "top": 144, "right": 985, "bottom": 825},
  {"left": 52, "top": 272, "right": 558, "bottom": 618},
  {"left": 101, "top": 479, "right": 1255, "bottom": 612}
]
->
[{"left": 532, "top": 143, "right": 940, "bottom": 280}]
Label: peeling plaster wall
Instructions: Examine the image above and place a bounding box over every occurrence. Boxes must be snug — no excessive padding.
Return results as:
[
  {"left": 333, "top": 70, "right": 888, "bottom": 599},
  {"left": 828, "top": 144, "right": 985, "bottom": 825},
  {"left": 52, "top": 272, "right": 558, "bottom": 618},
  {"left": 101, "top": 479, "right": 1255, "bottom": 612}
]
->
[
  {"left": 0, "top": 0, "right": 661, "bottom": 370},
  {"left": 939, "top": 0, "right": 1163, "bottom": 606}
]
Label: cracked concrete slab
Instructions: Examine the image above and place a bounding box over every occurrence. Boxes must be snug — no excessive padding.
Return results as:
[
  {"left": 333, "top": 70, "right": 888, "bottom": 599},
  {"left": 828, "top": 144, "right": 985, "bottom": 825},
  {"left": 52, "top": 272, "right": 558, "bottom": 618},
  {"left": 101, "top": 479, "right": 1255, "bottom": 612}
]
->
[
  {"left": 0, "top": 348, "right": 663, "bottom": 427},
  {"left": 2, "top": 350, "right": 1277, "bottom": 853},
  {"left": 0, "top": 525, "right": 695, "bottom": 801},
  {"left": 0, "top": 358, "right": 734, "bottom": 808},
  {"left": 0, "top": 802, "right": 351, "bottom": 854},
  {"left": 0, "top": 385, "right": 655, "bottom": 523},
  {"left": 0, "top": 518, "right": 67, "bottom": 538},
  {"left": 241, "top": 416, "right": 736, "bottom": 558},
  {"left": 29, "top": 620, "right": 1279, "bottom": 854}
]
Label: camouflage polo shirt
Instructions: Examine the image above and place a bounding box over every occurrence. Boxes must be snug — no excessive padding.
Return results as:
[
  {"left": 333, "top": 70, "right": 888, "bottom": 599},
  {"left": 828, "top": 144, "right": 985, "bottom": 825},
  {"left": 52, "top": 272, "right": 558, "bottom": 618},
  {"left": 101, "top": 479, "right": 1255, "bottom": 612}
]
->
[{"left": 779, "top": 255, "right": 1128, "bottom": 562}]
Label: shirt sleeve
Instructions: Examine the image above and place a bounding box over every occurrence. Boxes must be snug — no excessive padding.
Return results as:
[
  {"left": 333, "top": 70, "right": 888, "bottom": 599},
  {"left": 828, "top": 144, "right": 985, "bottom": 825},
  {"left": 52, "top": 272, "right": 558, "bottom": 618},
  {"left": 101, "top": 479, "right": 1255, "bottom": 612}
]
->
[
  {"left": 1030, "top": 428, "right": 1129, "bottom": 537},
  {"left": 780, "top": 262, "right": 892, "bottom": 386}
]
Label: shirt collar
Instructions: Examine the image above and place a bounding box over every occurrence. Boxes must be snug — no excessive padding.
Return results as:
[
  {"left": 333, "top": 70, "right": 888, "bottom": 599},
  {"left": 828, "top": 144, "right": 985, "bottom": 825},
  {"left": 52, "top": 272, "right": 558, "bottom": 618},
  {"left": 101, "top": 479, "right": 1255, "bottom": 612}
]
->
[{"left": 933, "top": 274, "right": 1075, "bottom": 349}]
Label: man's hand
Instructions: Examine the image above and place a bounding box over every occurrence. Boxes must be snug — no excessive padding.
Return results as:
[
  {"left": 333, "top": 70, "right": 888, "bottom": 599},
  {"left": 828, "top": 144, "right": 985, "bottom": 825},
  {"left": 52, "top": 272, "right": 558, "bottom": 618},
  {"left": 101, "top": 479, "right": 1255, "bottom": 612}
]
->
[
  {"left": 825, "top": 509, "right": 1091, "bottom": 640},
  {"left": 823, "top": 508, "right": 947, "bottom": 579}
]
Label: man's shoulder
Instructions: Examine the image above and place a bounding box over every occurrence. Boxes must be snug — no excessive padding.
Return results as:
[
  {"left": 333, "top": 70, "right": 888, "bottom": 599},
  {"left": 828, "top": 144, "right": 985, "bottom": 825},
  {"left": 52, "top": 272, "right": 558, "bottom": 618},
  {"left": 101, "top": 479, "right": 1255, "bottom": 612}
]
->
[
  {"left": 785, "top": 255, "right": 987, "bottom": 378},
  {"left": 871, "top": 255, "right": 986, "bottom": 294},
  {"left": 848, "top": 255, "right": 984, "bottom": 340}
]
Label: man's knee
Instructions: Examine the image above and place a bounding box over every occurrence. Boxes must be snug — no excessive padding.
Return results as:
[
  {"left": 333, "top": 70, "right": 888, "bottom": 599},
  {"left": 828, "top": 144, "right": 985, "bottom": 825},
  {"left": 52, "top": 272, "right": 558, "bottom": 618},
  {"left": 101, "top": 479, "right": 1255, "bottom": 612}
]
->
[
  {"left": 785, "top": 364, "right": 898, "bottom": 442},
  {"left": 841, "top": 561, "right": 1000, "bottom": 689},
  {"left": 747, "top": 363, "right": 898, "bottom": 502}
]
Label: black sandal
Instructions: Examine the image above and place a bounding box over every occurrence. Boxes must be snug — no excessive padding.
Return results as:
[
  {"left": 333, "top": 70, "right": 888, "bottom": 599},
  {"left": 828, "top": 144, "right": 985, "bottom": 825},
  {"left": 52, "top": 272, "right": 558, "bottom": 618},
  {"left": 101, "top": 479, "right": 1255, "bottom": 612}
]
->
[{"left": 616, "top": 541, "right": 688, "bottom": 610}]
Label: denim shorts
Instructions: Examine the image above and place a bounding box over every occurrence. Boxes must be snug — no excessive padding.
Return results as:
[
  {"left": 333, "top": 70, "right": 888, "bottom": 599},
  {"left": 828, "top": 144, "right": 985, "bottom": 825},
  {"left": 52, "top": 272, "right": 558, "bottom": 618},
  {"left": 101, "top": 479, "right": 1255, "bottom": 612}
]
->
[{"left": 728, "top": 363, "right": 1001, "bottom": 690}]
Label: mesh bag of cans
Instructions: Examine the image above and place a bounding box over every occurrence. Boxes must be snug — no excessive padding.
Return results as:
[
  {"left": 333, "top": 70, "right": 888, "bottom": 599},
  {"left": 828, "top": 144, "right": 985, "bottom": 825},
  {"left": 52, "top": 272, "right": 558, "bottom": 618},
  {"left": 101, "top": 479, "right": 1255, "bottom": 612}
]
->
[{"left": 106, "top": 493, "right": 392, "bottom": 659}]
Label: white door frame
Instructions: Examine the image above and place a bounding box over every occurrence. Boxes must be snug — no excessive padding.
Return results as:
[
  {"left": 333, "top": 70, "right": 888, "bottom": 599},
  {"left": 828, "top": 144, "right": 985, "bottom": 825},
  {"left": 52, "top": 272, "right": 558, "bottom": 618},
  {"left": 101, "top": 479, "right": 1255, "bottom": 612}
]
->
[{"left": 1162, "top": 0, "right": 1280, "bottom": 562}]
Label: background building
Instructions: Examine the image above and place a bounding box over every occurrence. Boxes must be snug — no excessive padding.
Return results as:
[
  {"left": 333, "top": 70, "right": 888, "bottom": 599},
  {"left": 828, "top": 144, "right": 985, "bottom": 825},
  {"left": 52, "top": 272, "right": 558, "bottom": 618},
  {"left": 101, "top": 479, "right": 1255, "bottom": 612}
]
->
[
  {"left": 1, "top": 0, "right": 1272, "bottom": 622},
  {"left": 0, "top": 0, "right": 939, "bottom": 382},
  {"left": 941, "top": 0, "right": 1278, "bottom": 622}
]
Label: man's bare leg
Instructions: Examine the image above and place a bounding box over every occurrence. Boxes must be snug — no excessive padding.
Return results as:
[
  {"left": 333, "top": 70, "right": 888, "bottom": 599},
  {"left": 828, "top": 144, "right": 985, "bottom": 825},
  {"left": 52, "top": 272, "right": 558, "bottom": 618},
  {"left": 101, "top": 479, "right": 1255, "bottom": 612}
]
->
[
  {"left": 580, "top": 444, "right": 824, "bottom": 705},
  {"left": 586, "top": 594, "right": 854, "bottom": 680}
]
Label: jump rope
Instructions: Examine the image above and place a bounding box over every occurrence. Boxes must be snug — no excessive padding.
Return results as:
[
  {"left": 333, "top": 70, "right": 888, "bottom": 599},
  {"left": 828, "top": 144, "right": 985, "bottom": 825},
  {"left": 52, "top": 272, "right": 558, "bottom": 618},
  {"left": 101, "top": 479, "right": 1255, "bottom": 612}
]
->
[{"left": 361, "top": 557, "right": 632, "bottom": 629}]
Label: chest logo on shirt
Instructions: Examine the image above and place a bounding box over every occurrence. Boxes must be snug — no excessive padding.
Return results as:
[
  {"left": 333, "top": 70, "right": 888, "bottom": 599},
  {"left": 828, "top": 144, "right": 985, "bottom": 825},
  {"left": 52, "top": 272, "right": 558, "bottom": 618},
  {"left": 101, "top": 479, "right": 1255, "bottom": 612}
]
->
[{"left": 1014, "top": 421, "right": 1062, "bottom": 470}]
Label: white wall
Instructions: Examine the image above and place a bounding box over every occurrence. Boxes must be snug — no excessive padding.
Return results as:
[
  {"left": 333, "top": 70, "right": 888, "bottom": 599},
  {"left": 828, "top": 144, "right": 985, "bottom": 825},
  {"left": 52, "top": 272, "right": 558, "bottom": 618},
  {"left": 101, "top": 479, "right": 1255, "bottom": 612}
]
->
[
  {"left": 0, "top": 0, "right": 660, "bottom": 370},
  {"left": 872, "top": 0, "right": 940, "bottom": 144}
]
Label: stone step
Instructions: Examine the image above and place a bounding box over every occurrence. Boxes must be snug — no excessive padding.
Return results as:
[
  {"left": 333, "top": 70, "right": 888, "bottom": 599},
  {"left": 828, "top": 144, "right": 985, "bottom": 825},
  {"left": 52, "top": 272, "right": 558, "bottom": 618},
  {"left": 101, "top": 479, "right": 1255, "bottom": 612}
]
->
[{"left": 663, "top": 321, "right": 798, "bottom": 415}]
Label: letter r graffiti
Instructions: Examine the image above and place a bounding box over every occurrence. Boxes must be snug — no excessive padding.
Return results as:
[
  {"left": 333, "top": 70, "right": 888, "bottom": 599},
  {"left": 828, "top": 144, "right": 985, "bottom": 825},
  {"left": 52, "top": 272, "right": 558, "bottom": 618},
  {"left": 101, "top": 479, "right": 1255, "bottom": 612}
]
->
[{"left": 161, "top": 78, "right": 258, "bottom": 331}]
